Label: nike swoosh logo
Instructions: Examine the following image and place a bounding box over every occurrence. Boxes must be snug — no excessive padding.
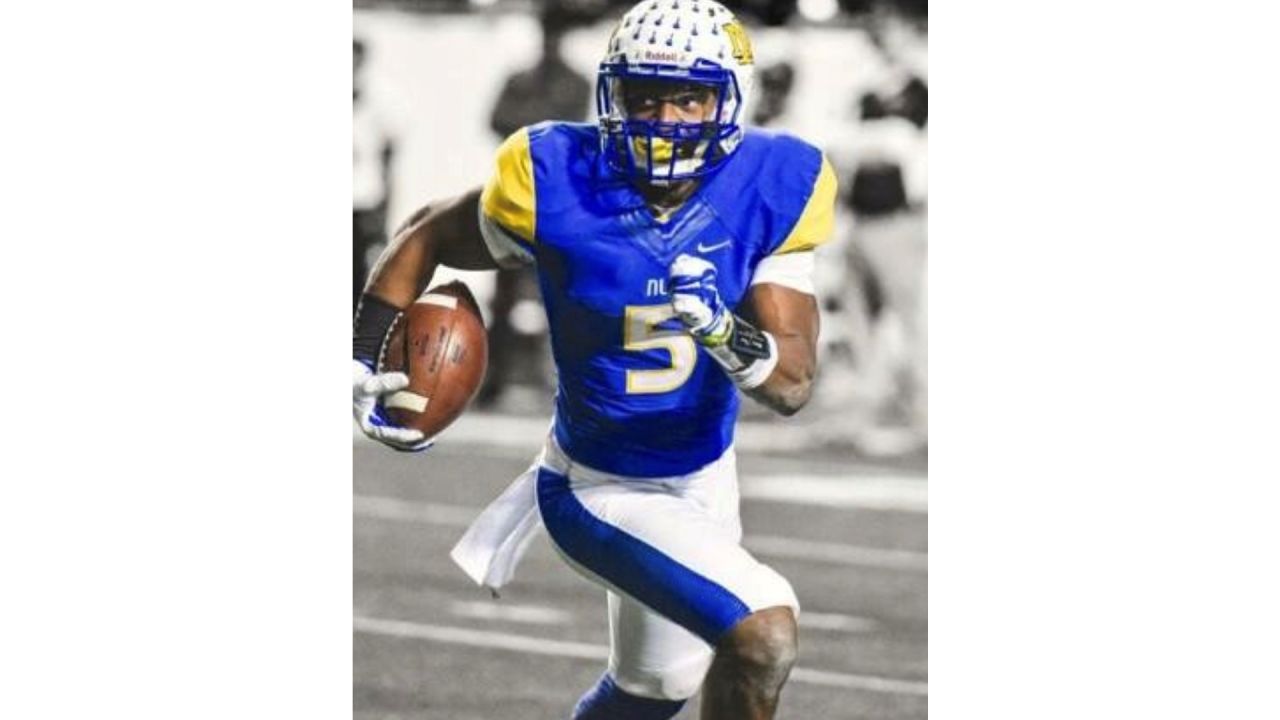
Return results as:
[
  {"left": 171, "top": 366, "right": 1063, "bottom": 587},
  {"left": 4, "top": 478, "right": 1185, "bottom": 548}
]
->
[{"left": 697, "top": 239, "right": 732, "bottom": 253}]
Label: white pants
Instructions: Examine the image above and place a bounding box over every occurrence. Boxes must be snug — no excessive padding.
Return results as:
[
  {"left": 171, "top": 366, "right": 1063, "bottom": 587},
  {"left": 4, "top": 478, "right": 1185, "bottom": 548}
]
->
[{"left": 534, "top": 438, "right": 799, "bottom": 701}]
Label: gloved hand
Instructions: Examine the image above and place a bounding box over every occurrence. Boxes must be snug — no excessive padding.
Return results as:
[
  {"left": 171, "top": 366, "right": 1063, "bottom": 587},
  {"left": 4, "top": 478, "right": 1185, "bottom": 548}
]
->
[
  {"left": 352, "top": 360, "right": 434, "bottom": 453},
  {"left": 668, "top": 253, "right": 732, "bottom": 345}
]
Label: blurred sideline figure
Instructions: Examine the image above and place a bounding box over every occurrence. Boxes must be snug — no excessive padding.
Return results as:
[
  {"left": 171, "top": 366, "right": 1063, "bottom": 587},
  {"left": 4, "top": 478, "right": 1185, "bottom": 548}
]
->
[
  {"left": 479, "top": 0, "right": 597, "bottom": 407},
  {"left": 353, "top": 1, "right": 839, "bottom": 716},
  {"left": 829, "top": 15, "right": 927, "bottom": 453},
  {"left": 844, "top": 14, "right": 927, "bottom": 455},
  {"left": 842, "top": 159, "right": 927, "bottom": 455},
  {"left": 751, "top": 61, "right": 795, "bottom": 127},
  {"left": 353, "top": 36, "right": 406, "bottom": 311}
]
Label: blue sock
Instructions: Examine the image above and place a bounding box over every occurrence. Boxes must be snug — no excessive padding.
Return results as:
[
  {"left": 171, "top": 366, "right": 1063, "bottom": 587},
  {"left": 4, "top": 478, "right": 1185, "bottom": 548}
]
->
[{"left": 571, "top": 673, "right": 686, "bottom": 720}]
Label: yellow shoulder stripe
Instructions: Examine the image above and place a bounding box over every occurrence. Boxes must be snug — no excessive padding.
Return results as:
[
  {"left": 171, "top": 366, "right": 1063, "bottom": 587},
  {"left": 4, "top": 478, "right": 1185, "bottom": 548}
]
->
[
  {"left": 773, "top": 155, "right": 838, "bottom": 255},
  {"left": 480, "top": 127, "right": 536, "bottom": 244}
]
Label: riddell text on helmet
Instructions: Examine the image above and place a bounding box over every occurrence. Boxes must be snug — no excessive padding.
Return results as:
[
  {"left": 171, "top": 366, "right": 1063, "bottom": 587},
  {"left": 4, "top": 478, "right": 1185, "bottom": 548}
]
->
[{"left": 643, "top": 50, "right": 684, "bottom": 62}]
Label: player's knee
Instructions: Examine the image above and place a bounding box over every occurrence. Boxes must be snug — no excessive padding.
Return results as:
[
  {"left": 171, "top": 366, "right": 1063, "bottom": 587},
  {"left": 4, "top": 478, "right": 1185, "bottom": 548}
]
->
[{"left": 718, "top": 606, "right": 798, "bottom": 683}]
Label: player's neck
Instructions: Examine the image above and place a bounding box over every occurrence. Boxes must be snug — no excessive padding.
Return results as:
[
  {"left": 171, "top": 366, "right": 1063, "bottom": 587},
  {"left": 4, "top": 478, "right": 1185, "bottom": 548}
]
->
[{"left": 639, "top": 179, "right": 699, "bottom": 218}]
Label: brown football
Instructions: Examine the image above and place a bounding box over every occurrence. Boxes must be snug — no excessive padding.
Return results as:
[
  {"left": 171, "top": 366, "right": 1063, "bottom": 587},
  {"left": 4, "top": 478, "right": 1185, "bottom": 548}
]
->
[{"left": 376, "top": 281, "right": 488, "bottom": 439}]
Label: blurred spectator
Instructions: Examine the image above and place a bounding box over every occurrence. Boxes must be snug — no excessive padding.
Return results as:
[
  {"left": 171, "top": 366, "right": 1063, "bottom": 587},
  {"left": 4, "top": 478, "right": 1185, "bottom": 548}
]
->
[
  {"left": 859, "top": 75, "right": 927, "bottom": 129},
  {"left": 849, "top": 161, "right": 908, "bottom": 216},
  {"left": 487, "top": 2, "right": 594, "bottom": 135},
  {"left": 353, "top": 37, "right": 406, "bottom": 311},
  {"left": 837, "top": 158, "right": 928, "bottom": 456},
  {"left": 890, "top": 76, "right": 927, "bottom": 129},
  {"left": 479, "top": 1, "right": 593, "bottom": 408},
  {"left": 732, "top": 0, "right": 798, "bottom": 26},
  {"left": 752, "top": 61, "right": 796, "bottom": 127}
]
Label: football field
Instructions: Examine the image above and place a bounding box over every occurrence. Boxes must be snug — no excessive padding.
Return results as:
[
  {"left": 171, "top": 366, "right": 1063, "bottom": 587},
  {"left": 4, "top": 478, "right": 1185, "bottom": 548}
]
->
[{"left": 355, "top": 417, "right": 927, "bottom": 719}]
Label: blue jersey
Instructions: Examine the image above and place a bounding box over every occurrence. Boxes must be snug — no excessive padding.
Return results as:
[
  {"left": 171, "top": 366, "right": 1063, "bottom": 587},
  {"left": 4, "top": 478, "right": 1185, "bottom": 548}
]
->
[{"left": 479, "top": 122, "right": 836, "bottom": 477}]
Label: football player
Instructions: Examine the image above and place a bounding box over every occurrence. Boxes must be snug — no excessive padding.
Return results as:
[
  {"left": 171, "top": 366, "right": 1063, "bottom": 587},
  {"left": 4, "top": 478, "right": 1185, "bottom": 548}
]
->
[{"left": 353, "top": 2, "right": 836, "bottom": 718}]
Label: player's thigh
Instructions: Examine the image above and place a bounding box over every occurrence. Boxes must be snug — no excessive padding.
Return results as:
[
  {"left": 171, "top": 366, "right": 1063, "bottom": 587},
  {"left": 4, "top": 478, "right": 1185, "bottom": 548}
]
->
[
  {"left": 607, "top": 590, "right": 713, "bottom": 701},
  {"left": 536, "top": 467, "right": 798, "bottom": 646}
]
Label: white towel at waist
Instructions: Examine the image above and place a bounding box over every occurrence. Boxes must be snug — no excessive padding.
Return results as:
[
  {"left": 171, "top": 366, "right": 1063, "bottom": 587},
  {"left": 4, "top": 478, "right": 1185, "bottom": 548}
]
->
[
  {"left": 449, "top": 443, "right": 547, "bottom": 594},
  {"left": 449, "top": 432, "right": 733, "bottom": 593}
]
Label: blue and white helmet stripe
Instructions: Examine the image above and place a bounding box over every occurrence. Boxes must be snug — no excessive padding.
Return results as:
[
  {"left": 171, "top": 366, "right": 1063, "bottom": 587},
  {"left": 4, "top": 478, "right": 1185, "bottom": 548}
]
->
[{"left": 597, "top": 0, "right": 755, "bottom": 183}]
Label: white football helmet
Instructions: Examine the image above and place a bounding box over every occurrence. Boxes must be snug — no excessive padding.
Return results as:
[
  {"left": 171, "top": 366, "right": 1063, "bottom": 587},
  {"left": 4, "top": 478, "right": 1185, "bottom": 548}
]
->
[{"left": 597, "top": 0, "right": 756, "bottom": 183}]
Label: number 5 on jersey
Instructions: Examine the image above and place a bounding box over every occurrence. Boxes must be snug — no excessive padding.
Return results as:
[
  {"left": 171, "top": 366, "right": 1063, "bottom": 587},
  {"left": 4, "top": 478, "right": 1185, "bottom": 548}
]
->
[{"left": 623, "top": 304, "right": 697, "bottom": 394}]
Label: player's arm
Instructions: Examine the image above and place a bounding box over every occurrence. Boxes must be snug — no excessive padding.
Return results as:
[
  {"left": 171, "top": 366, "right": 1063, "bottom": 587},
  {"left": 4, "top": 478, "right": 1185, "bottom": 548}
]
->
[
  {"left": 351, "top": 190, "right": 494, "bottom": 452},
  {"left": 739, "top": 282, "right": 819, "bottom": 415},
  {"left": 742, "top": 152, "right": 837, "bottom": 415},
  {"left": 362, "top": 188, "right": 496, "bottom": 309},
  {"left": 667, "top": 253, "right": 819, "bottom": 417},
  {"left": 356, "top": 186, "right": 497, "bottom": 375},
  {"left": 358, "top": 124, "right": 537, "bottom": 358},
  {"left": 669, "top": 151, "right": 836, "bottom": 416},
  {"left": 353, "top": 128, "right": 537, "bottom": 450}
]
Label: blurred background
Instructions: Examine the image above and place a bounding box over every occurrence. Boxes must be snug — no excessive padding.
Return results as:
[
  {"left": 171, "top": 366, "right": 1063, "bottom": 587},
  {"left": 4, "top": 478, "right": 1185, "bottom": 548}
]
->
[
  {"left": 354, "top": 2, "right": 928, "bottom": 717},
  {"left": 354, "top": 0, "right": 928, "bottom": 461}
]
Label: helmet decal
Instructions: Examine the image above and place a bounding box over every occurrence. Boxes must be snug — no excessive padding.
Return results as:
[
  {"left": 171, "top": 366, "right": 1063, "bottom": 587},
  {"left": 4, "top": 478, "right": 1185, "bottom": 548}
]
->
[{"left": 722, "top": 21, "right": 753, "bottom": 65}]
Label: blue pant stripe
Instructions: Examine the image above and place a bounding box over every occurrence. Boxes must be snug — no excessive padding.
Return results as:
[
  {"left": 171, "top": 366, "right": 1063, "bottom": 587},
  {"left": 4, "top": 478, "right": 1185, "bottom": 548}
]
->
[
  {"left": 572, "top": 673, "right": 685, "bottom": 720},
  {"left": 536, "top": 467, "right": 751, "bottom": 644}
]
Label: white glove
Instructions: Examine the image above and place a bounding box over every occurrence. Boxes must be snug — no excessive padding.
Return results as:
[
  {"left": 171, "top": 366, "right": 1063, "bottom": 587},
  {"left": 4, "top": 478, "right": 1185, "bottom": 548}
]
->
[
  {"left": 668, "top": 253, "right": 731, "bottom": 344},
  {"left": 352, "top": 360, "right": 434, "bottom": 453},
  {"left": 668, "top": 253, "right": 779, "bottom": 389}
]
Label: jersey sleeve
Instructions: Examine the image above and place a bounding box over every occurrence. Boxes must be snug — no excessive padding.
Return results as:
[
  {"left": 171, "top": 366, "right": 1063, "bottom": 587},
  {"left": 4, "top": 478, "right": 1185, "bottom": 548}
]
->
[
  {"left": 770, "top": 154, "right": 838, "bottom": 256},
  {"left": 750, "top": 251, "right": 816, "bottom": 295},
  {"left": 478, "top": 127, "right": 537, "bottom": 268}
]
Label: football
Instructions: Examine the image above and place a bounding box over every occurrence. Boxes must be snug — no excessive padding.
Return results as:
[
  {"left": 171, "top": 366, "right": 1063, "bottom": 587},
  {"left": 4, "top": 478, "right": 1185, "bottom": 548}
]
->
[{"left": 376, "top": 281, "right": 488, "bottom": 438}]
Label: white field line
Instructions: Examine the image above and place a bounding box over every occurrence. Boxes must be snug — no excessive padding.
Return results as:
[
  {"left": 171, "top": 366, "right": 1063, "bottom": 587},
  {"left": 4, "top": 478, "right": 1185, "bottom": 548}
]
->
[
  {"left": 354, "top": 495, "right": 472, "bottom": 526},
  {"left": 353, "top": 616, "right": 927, "bottom": 697},
  {"left": 354, "top": 495, "right": 927, "bottom": 571},
  {"left": 358, "top": 414, "right": 826, "bottom": 453},
  {"left": 356, "top": 616, "right": 604, "bottom": 660},
  {"left": 445, "top": 600, "right": 877, "bottom": 634},
  {"left": 353, "top": 414, "right": 546, "bottom": 451},
  {"left": 740, "top": 475, "right": 926, "bottom": 513},
  {"left": 789, "top": 667, "right": 928, "bottom": 696},
  {"left": 797, "top": 611, "right": 881, "bottom": 633},
  {"left": 354, "top": 415, "right": 929, "bottom": 511},
  {"left": 744, "top": 535, "right": 927, "bottom": 572},
  {"left": 352, "top": 476, "right": 927, "bottom": 519},
  {"left": 448, "top": 600, "right": 572, "bottom": 626}
]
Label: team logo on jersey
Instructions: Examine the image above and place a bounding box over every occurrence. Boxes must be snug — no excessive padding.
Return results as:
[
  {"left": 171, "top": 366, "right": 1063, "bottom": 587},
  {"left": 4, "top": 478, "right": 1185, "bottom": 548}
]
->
[{"left": 722, "top": 21, "right": 754, "bottom": 65}]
